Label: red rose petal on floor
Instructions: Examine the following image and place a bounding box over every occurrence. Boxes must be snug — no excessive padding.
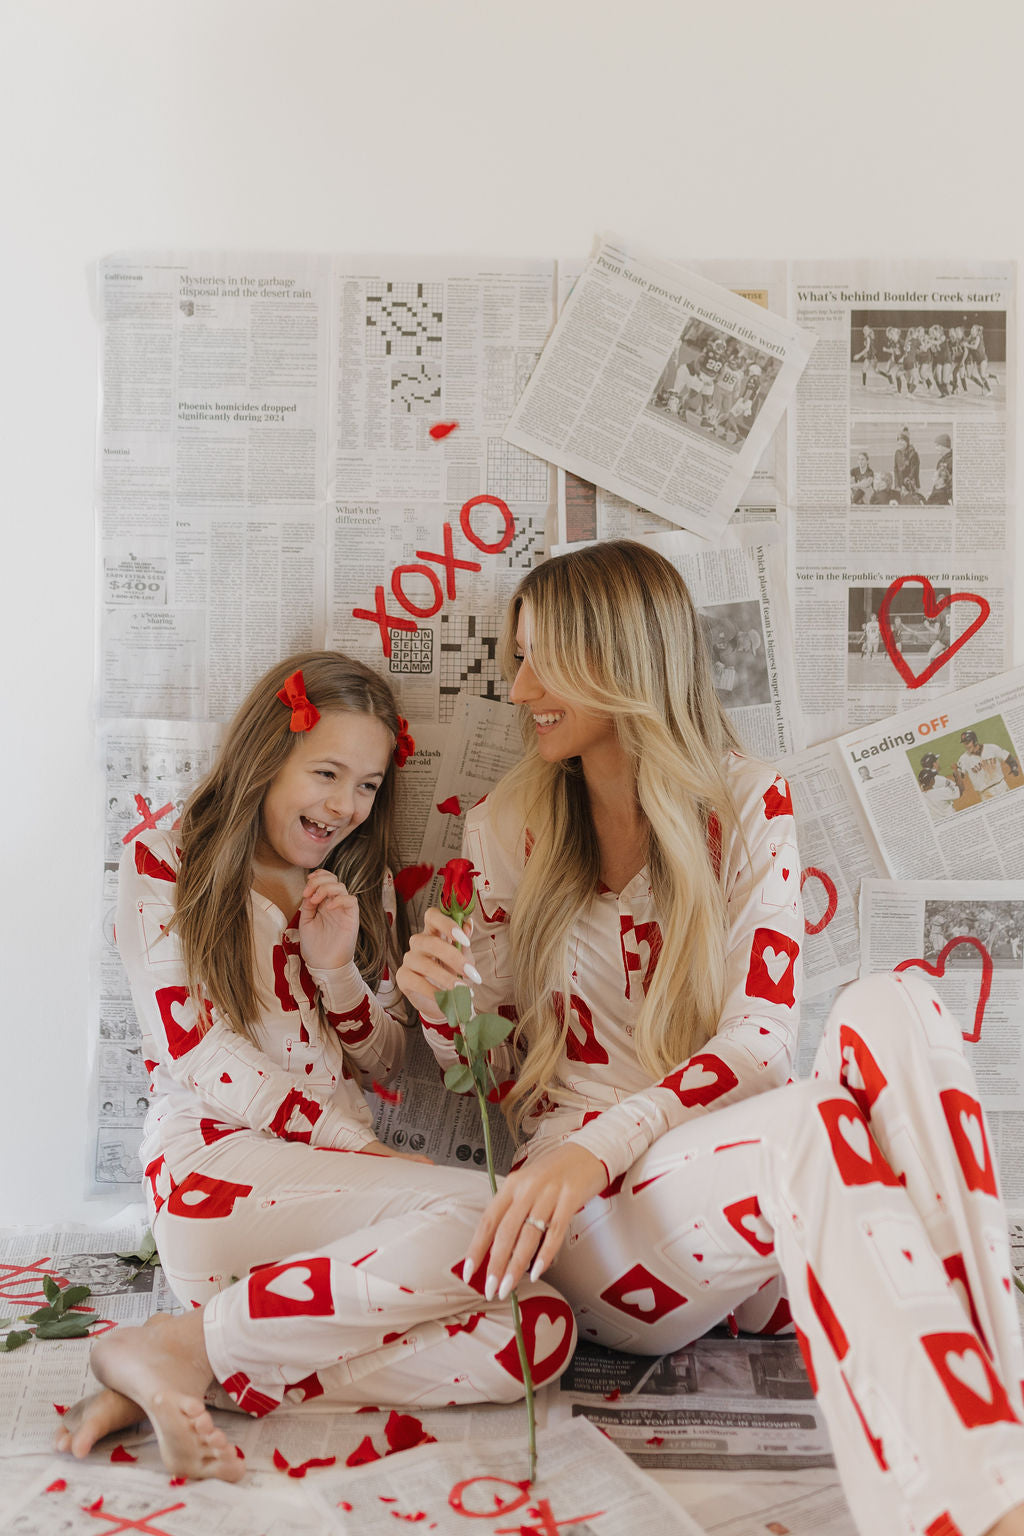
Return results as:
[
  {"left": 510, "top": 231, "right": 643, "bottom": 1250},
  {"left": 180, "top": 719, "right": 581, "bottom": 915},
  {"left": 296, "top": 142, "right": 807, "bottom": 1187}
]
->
[
  {"left": 428, "top": 422, "right": 458, "bottom": 440},
  {"left": 394, "top": 863, "right": 434, "bottom": 902},
  {"left": 356, "top": 1404, "right": 381, "bottom": 1412},
  {"left": 46, "top": 1479, "right": 67, "bottom": 1493},
  {"left": 235, "top": 1445, "right": 245, "bottom": 1459},
  {"left": 338, "top": 1501, "right": 353, "bottom": 1512},
  {"left": 110, "top": 1444, "right": 138, "bottom": 1463},
  {"left": 380, "top": 1495, "right": 398, "bottom": 1503},
  {"left": 52, "top": 1404, "right": 68, "bottom": 1415},
  {"left": 371, "top": 1081, "right": 403, "bottom": 1103},
  {"left": 384, "top": 1409, "right": 437, "bottom": 1454},
  {"left": 603, "top": 1388, "right": 621, "bottom": 1401},
  {"left": 289, "top": 1455, "right": 336, "bottom": 1477},
  {"left": 170, "top": 1477, "right": 187, "bottom": 1486},
  {"left": 346, "top": 1435, "right": 382, "bottom": 1466},
  {"left": 87, "top": 1498, "right": 104, "bottom": 1513},
  {"left": 272, "top": 1448, "right": 290, "bottom": 1471},
  {"left": 436, "top": 795, "right": 461, "bottom": 816},
  {"left": 646, "top": 1435, "right": 664, "bottom": 1446}
]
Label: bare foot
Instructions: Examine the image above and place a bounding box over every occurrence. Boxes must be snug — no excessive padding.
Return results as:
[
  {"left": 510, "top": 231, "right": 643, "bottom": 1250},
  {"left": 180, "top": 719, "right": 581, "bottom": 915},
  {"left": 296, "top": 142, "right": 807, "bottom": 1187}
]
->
[{"left": 56, "top": 1311, "right": 244, "bottom": 1483}]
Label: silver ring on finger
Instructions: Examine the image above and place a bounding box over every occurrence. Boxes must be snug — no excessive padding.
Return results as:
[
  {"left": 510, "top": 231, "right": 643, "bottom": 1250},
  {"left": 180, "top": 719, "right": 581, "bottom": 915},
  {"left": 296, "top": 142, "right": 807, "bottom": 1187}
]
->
[{"left": 524, "top": 1216, "right": 548, "bottom": 1234}]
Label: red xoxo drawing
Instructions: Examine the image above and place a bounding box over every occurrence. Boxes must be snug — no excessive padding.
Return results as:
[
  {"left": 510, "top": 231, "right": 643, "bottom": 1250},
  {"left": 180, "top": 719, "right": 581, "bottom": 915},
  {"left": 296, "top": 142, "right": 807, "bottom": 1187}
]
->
[
  {"left": 879, "top": 576, "right": 990, "bottom": 690},
  {"left": 894, "top": 935, "right": 992, "bottom": 1044}
]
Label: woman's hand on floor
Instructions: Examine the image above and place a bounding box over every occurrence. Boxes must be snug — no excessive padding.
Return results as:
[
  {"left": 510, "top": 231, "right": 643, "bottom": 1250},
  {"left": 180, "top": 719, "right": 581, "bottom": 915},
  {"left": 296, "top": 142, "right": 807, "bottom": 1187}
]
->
[
  {"left": 395, "top": 906, "right": 479, "bottom": 1017},
  {"left": 464, "top": 1142, "right": 607, "bottom": 1299}
]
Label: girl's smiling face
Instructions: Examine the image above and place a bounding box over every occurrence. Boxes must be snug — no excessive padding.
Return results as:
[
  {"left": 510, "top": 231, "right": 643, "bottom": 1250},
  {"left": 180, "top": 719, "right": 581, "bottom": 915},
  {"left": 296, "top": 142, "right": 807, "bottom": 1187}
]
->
[{"left": 257, "top": 710, "right": 392, "bottom": 873}]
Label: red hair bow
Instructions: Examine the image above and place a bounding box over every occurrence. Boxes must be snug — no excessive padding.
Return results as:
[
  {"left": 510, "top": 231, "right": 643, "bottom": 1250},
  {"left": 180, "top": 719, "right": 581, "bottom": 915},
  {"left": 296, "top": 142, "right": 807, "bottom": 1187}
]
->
[
  {"left": 276, "top": 670, "right": 321, "bottom": 733},
  {"left": 393, "top": 717, "right": 415, "bottom": 767}
]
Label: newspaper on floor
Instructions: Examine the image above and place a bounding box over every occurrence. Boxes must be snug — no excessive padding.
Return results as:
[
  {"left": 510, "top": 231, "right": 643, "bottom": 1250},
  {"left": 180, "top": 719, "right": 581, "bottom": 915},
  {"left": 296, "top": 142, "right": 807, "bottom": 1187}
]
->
[
  {"left": 0, "top": 1220, "right": 179, "bottom": 1456},
  {"left": 782, "top": 743, "right": 886, "bottom": 999},
  {"left": 557, "top": 469, "right": 781, "bottom": 548},
  {"left": 550, "top": 526, "right": 802, "bottom": 760},
  {"left": 836, "top": 665, "right": 1024, "bottom": 881},
  {"left": 309, "top": 1415, "right": 707, "bottom": 1534},
  {"left": 97, "top": 252, "right": 330, "bottom": 721},
  {"left": 857, "top": 878, "right": 1024, "bottom": 1107},
  {"left": 505, "top": 236, "right": 814, "bottom": 543},
  {"left": 789, "top": 260, "right": 1016, "bottom": 744},
  {"left": 0, "top": 1461, "right": 328, "bottom": 1536},
  {"left": 690, "top": 1475, "right": 856, "bottom": 1536},
  {"left": 793, "top": 553, "right": 1010, "bottom": 745},
  {"left": 547, "top": 1334, "right": 833, "bottom": 1474}
]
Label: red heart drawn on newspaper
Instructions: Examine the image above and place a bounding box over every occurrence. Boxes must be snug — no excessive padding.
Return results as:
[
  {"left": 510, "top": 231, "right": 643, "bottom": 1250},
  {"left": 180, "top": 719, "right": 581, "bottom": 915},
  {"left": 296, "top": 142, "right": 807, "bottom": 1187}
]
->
[
  {"left": 879, "top": 576, "right": 990, "bottom": 689},
  {"left": 894, "top": 935, "right": 992, "bottom": 1044}
]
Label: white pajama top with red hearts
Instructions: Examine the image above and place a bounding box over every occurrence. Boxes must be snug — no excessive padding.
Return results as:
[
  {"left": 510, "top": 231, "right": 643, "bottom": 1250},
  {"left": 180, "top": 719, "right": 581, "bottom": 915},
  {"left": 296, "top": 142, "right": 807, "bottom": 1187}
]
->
[
  {"left": 117, "top": 830, "right": 406, "bottom": 1175},
  {"left": 421, "top": 752, "right": 803, "bottom": 1181}
]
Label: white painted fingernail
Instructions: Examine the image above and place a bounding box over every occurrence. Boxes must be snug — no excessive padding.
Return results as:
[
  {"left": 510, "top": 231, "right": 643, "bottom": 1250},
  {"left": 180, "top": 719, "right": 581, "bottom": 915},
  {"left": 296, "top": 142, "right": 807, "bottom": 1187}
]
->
[
  {"left": 530, "top": 1258, "right": 545, "bottom": 1283},
  {"left": 462, "top": 1258, "right": 474, "bottom": 1285},
  {"left": 464, "top": 964, "right": 483, "bottom": 985},
  {"left": 484, "top": 1273, "right": 498, "bottom": 1301},
  {"left": 451, "top": 927, "right": 469, "bottom": 947},
  {"left": 498, "top": 1271, "right": 514, "bottom": 1302}
]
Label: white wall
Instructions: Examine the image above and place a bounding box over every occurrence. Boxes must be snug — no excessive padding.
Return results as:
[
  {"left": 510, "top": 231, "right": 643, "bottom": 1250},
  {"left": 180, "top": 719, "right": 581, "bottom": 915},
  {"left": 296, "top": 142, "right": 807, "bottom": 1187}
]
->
[{"left": 1, "top": 0, "right": 1022, "bottom": 1224}]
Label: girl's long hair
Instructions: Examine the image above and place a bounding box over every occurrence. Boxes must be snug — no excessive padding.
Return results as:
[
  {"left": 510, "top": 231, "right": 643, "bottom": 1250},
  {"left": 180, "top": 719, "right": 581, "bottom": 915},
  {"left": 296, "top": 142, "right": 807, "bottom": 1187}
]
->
[
  {"left": 172, "top": 651, "right": 408, "bottom": 1043},
  {"left": 492, "top": 541, "right": 744, "bottom": 1133}
]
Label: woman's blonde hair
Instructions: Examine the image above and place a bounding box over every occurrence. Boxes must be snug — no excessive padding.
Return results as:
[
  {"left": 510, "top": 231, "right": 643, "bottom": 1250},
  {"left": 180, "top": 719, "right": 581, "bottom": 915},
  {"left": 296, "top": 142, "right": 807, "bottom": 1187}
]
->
[
  {"left": 492, "top": 541, "right": 744, "bottom": 1132},
  {"left": 172, "top": 651, "right": 408, "bottom": 1043}
]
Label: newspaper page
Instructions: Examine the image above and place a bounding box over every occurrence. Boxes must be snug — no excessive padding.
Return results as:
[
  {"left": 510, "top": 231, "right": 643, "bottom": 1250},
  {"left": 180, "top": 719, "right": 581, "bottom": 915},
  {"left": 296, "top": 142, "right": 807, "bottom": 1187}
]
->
[
  {"left": 311, "top": 1417, "right": 707, "bottom": 1535},
  {"left": 368, "top": 1027, "right": 514, "bottom": 1173},
  {"left": 97, "top": 252, "right": 329, "bottom": 720},
  {"left": 858, "top": 879, "right": 1024, "bottom": 1109},
  {"left": 505, "top": 236, "right": 814, "bottom": 542},
  {"left": 691, "top": 1478, "right": 856, "bottom": 1536},
  {"left": 94, "top": 720, "right": 225, "bottom": 1196},
  {"left": 789, "top": 261, "right": 1016, "bottom": 745},
  {"left": 549, "top": 1335, "right": 832, "bottom": 1474},
  {"left": 837, "top": 666, "right": 1024, "bottom": 882},
  {"left": 794, "top": 554, "right": 1009, "bottom": 745},
  {"left": 783, "top": 743, "right": 886, "bottom": 999},
  {"left": 417, "top": 695, "right": 524, "bottom": 896},
  {"left": 0, "top": 1462, "right": 329, "bottom": 1536},
  {"left": 0, "top": 1219, "right": 180, "bottom": 1455},
  {"left": 547, "top": 526, "right": 801, "bottom": 760}
]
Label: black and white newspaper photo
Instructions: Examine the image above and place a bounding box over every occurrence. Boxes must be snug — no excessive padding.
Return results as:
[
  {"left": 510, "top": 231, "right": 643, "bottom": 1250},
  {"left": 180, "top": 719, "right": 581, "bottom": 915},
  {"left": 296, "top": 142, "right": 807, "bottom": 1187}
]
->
[
  {"left": 794, "top": 555, "right": 1009, "bottom": 745},
  {"left": 547, "top": 1332, "right": 833, "bottom": 1474},
  {"left": 837, "top": 665, "right": 1024, "bottom": 881},
  {"left": 505, "top": 237, "right": 814, "bottom": 541}
]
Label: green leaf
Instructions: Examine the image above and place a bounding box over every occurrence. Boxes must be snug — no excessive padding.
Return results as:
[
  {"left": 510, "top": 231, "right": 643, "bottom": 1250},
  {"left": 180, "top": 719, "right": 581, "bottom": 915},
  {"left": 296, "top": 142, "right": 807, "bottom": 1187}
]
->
[
  {"left": 42, "top": 1276, "right": 61, "bottom": 1305},
  {"left": 2, "top": 1330, "right": 32, "bottom": 1351},
  {"left": 117, "top": 1229, "right": 160, "bottom": 1267},
  {"left": 443, "top": 1063, "right": 475, "bottom": 1094},
  {"left": 34, "top": 1316, "right": 100, "bottom": 1340},
  {"left": 461, "top": 1014, "right": 481, "bottom": 1058},
  {"left": 54, "top": 1286, "right": 92, "bottom": 1313},
  {"left": 433, "top": 988, "right": 463, "bottom": 1029},
  {"left": 473, "top": 1012, "right": 515, "bottom": 1050},
  {"left": 20, "top": 1307, "right": 56, "bottom": 1325},
  {"left": 452, "top": 985, "right": 475, "bottom": 1028}
]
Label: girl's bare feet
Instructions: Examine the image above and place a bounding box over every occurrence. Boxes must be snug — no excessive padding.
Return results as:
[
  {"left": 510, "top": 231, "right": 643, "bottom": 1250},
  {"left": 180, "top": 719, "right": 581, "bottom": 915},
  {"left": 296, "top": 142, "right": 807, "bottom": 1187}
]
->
[{"left": 55, "top": 1310, "right": 244, "bottom": 1483}]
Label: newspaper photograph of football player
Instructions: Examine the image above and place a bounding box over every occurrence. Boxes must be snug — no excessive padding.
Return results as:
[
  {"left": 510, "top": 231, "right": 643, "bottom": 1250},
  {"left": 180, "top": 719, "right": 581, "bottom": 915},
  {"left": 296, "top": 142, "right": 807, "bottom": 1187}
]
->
[{"left": 649, "top": 319, "right": 780, "bottom": 452}]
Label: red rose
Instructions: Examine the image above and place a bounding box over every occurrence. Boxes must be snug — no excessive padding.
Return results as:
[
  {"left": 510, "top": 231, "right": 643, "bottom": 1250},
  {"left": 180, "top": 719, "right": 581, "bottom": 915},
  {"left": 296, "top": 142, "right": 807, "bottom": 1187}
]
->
[{"left": 439, "top": 858, "right": 477, "bottom": 923}]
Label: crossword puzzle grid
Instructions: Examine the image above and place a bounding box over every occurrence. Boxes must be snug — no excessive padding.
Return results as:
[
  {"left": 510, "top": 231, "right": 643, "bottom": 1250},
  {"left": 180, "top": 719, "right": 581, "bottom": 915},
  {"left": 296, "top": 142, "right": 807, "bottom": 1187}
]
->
[
  {"left": 366, "top": 281, "right": 444, "bottom": 358},
  {"left": 439, "top": 614, "right": 507, "bottom": 722},
  {"left": 486, "top": 437, "right": 550, "bottom": 502},
  {"left": 390, "top": 360, "right": 441, "bottom": 414}
]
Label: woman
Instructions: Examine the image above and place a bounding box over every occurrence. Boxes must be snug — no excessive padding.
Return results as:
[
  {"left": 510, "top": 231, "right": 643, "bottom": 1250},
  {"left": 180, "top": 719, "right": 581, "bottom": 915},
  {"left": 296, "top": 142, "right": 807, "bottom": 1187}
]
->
[
  {"left": 399, "top": 543, "right": 1024, "bottom": 1536},
  {"left": 57, "top": 651, "right": 574, "bottom": 1481}
]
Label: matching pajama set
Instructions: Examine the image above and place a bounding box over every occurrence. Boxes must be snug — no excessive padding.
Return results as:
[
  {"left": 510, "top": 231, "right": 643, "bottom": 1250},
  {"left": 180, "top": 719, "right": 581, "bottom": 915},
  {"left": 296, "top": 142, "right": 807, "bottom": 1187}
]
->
[
  {"left": 116, "top": 833, "right": 577, "bottom": 1418},
  {"left": 418, "top": 755, "right": 1024, "bottom": 1536}
]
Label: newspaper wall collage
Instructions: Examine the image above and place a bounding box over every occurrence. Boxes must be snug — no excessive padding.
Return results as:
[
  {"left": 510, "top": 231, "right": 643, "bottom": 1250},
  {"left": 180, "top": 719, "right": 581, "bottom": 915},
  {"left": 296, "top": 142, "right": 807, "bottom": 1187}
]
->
[{"left": 7, "top": 235, "right": 993, "bottom": 1535}]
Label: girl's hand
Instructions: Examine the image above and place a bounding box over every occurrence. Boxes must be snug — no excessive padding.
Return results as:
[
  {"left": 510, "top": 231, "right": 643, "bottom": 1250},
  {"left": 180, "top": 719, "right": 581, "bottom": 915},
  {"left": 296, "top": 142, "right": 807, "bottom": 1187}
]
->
[
  {"left": 298, "top": 870, "right": 360, "bottom": 971},
  {"left": 463, "top": 1142, "right": 607, "bottom": 1299},
  {"left": 395, "top": 906, "right": 480, "bottom": 1017}
]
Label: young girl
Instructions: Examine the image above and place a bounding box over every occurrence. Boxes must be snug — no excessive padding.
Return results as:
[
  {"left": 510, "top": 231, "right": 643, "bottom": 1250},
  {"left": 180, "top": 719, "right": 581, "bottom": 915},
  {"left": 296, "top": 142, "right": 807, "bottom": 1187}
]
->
[
  {"left": 398, "top": 543, "right": 1024, "bottom": 1536},
  {"left": 58, "top": 652, "right": 575, "bottom": 1481}
]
